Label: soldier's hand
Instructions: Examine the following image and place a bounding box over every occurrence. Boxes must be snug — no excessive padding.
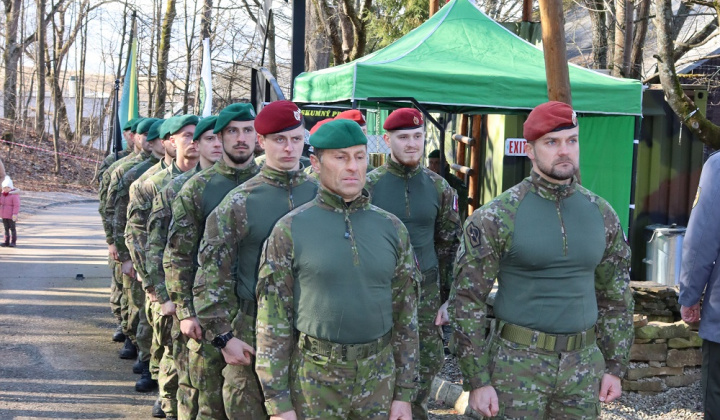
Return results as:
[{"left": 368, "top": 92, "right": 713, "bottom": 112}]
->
[
  {"left": 160, "top": 301, "right": 176, "bottom": 316},
  {"left": 269, "top": 411, "right": 297, "bottom": 420},
  {"left": 108, "top": 244, "right": 119, "bottom": 261},
  {"left": 389, "top": 400, "right": 412, "bottom": 420},
  {"left": 599, "top": 373, "right": 622, "bottom": 403},
  {"left": 121, "top": 260, "right": 135, "bottom": 278},
  {"left": 180, "top": 317, "right": 203, "bottom": 339},
  {"left": 681, "top": 303, "right": 701, "bottom": 323},
  {"left": 469, "top": 386, "right": 499, "bottom": 417},
  {"left": 221, "top": 337, "right": 256, "bottom": 366},
  {"left": 435, "top": 300, "right": 450, "bottom": 326},
  {"left": 147, "top": 290, "right": 158, "bottom": 303}
]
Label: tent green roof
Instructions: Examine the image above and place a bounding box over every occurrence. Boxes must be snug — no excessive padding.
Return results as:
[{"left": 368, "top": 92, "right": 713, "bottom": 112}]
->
[{"left": 293, "top": 0, "right": 642, "bottom": 116}]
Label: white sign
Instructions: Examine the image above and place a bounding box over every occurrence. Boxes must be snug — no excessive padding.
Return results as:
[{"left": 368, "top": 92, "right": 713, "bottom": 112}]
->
[{"left": 505, "top": 138, "right": 527, "bottom": 156}]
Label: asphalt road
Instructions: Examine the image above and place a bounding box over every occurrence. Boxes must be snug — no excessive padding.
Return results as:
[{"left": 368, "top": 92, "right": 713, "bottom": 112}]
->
[{"left": 0, "top": 202, "right": 154, "bottom": 419}]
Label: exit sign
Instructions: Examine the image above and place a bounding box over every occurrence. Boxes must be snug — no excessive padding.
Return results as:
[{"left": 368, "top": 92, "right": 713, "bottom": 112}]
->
[{"left": 505, "top": 138, "right": 527, "bottom": 156}]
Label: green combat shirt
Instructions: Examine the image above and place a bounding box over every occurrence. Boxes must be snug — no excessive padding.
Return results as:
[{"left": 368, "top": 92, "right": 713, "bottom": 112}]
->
[
  {"left": 255, "top": 186, "right": 422, "bottom": 414},
  {"left": 113, "top": 155, "right": 162, "bottom": 261},
  {"left": 165, "top": 159, "right": 260, "bottom": 321},
  {"left": 145, "top": 165, "right": 202, "bottom": 302},
  {"left": 366, "top": 160, "right": 461, "bottom": 287},
  {"left": 97, "top": 149, "right": 130, "bottom": 184},
  {"left": 194, "top": 165, "right": 318, "bottom": 341},
  {"left": 102, "top": 151, "right": 149, "bottom": 245},
  {"left": 450, "top": 171, "right": 634, "bottom": 391},
  {"left": 126, "top": 161, "right": 183, "bottom": 285}
]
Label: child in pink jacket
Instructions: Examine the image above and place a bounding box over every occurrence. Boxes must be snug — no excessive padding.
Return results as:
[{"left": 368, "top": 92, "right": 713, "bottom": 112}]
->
[{"left": 1, "top": 175, "right": 20, "bottom": 247}]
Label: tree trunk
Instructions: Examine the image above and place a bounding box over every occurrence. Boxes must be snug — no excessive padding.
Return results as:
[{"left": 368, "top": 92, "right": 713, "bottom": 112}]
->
[
  {"left": 182, "top": 0, "right": 197, "bottom": 114},
  {"left": 655, "top": 0, "right": 720, "bottom": 149},
  {"left": 194, "top": 0, "right": 212, "bottom": 114},
  {"left": 610, "top": 0, "right": 626, "bottom": 77},
  {"left": 305, "top": 0, "right": 330, "bottom": 71},
  {"left": 312, "top": 0, "right": 343, "bottom": 65},
  {"left": 267, "top": 11, "right": 278, "bottom": 77},
  {"left": 36, "top": 0, "right": 46, "bottom": 135},
  {"left": 3, "top": 0, "right": 22, "bottom": 121},
  {"left": 154, "top": 0, "right": 177, "bottom": 118},
  {"left": 74, "top": 12, "right": 88, "bottom": 151},
  {"left": 629, "top": 0, "right": 649, "bottom": 79}
]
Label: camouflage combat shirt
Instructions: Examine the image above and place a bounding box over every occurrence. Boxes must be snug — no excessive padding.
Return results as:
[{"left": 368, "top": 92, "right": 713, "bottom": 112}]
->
[
  {"left": 255, "top": 186, "right": 421, "bottom": 414},
  {"left": 97, "top": 149, "right": 130, "bottom": 184},
  {"left": 102, "top": 151, "right": 149, "bottom": 245},
  {"left": 164, "top": 159, "right": 260, "bottom": 320},
  {"left": 451, "top": 171, "right": 634, "bottom": 391},
  {"left": 194, "top": 165, "right": 318, "bottom": 341}
]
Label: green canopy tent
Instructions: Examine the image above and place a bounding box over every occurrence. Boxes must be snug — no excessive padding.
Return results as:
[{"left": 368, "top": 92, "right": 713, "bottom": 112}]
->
[{"left": 293, "top": 0, "right": 643, "bottom": 230}]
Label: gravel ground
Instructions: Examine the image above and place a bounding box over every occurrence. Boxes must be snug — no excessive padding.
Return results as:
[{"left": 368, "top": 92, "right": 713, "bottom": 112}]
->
[{"left": 432, "top": 355, "right": 704, "bottom": 419}]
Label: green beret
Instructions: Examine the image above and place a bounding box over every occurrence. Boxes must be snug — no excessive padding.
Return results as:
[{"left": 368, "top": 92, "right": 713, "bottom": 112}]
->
[
  {"left": 428, "top": 149, "right": 441, "bottom": 159},
  {"left": 147, "top": 119, "right": 166, "bottom": 141},
  {"left": 214, "top": 103, "right": 256, "bottom": 133},
  {"left": 310, "top": 119, "right": 367, "bottom": 150},
  {"left": 194, "top": 116, "right": 218, "bottom": 141},
  {"left": 123, "top": 117, "right": 141, "bottom": 131},
  {"left": 136, "top": 118, "right": 159, "bottom": 136},
  {"left": 161, "top": 114, "right": 199, "bottom": 139},
  {"left": 130, "top": 117, "right": 146, "bottom": 133}
]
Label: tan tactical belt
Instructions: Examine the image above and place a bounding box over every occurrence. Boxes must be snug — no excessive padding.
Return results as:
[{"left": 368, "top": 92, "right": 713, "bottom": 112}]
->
[
  {"left": 239, "top": 299, "right": 257, "bottom": 318},
  {"left": 297, "top": 329, "right": 393, "bottom": 362},
  {"left": 499, "top": 321, "right": 596, "bottom": 353}
]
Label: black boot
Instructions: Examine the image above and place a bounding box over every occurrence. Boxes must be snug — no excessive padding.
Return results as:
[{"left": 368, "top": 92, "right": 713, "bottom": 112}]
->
[
  {"left": 135, "top": 361, "right": 158, "bottom": 392},
  {"left": 112, "top": 325, "right": 126, "bottom": 342},
  {"left": 132, "top": 357, "right": 143, "bottom": 374},
  {"left": 9, "top": 235, "right": 15, "bottom": 247},
  {"left": 1, "top": 235, "right": 8, "bottom": 247},
  {"left": 119, "top": 337, "right": 138, "bottom": 360},
  {"left": 152, "top": 395, "right": 166, "bottom": 418}
]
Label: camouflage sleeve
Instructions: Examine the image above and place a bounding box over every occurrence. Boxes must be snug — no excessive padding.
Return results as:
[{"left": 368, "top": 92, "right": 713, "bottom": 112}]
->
[
  {"left": 97, "top": 154, "right": 115, "bottom": 184},
  {"left": 103, "top": 170, "right": 123, "bottom": 245},
  {"left": 450, "top": 211, "right": 504, "bottom": 391},
  {"left": 594, "top": 201, "right": 634, "bottom": 378},
  {"left": 434, "top": 177, "right": 462, "bottom": 295},
  {"left": 125, "top": 180, "right": 156, "bottom": 283},
  {"left": 164, "top": 183, "right": 204, "bottom": 320},
  {"left": 113, "top": 176, "right": 133, "bottom": 261},
  {"left": 146, "top": 190, "right": 173, "bottom": 300},
  {"left": 389, "top": 218, "right": 421, "bottom": 402},
  {"left": 255, "top": 218, "right": 296, "bottom": 416},
  {"left": 98, "top": 171, "right": 111, "bottom": 225},
  {"left": 194, "top": 192, "right": 246, "bottom": 340}
]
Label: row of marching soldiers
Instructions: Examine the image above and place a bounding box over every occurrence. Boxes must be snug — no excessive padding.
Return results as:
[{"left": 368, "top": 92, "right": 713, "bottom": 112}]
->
[{"left": 97, "top": 100, "right": 462, "bottom": 420}]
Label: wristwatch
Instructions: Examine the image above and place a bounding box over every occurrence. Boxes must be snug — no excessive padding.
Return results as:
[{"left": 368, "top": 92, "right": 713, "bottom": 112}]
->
[{"left": 211, "top": 331, "right": 234, "bottom": 349}]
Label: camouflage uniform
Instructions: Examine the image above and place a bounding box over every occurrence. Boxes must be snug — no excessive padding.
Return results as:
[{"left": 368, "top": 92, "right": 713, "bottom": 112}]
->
[
  {"left": 450, "top": 171, "right": 634, "bottom": 419},
  {"left": 103, "top": 151, "right": 150, "bottom": 338},
  {"left": 366, "top": 159, "right": 461, "bottom": 420},
  {"left": 145, "top": 165, "right": 203, "bottom": 417},
  {"left": 165, "top": 159, "right": 259, "bottom": 420},
  {"left": 113, "top": 155, "right": 162, "bottom": 363},
  {"left": 194, "top": 166, "right": 318, "bottom": 419},
  {"left": 255, "top": 186, "right": 421, "bottom": 419},
  {"left": 97, "top": 149, "right": 130, "bottom": 184}
]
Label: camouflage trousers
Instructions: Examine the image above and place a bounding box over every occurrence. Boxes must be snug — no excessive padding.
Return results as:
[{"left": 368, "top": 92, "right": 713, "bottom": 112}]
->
[
  {"left": 148, "top": 302, "right": 178, "bottom": 416},
  {"left": 109, "top": 259, "right": 125, "bottom": 327},
  {"left": 221, "top": 312, "right": 266, "bottom": 419},
  {"left": 289, "top": 341, "right": 395, "bottom": 420},
  {"left": 173, "top": 319, "right": 227, "bottom": 420},
  {"left": 124, "top": 274, "right": 151, "bottom": 362},
  {"left": 413, "top": 268, "right": 445, "bottom": 420},
  {"left": 487, "top": 333, "right": 604, "bottom": 419}
]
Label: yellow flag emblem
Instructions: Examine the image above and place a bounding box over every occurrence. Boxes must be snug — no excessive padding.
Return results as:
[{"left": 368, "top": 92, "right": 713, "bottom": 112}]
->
[{"left": 692, "top": 187, "right": 701, "bottom": 208}]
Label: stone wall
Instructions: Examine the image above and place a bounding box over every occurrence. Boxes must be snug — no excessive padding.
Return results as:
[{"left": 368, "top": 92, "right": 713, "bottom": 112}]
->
[{"left": 624, "top": 282, "right": 702, "bottom": 394}]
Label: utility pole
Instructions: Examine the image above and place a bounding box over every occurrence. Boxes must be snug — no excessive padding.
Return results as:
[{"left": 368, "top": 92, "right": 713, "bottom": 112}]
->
[{"left": 537, "top": 0, "right": 571, "bottom": 104}]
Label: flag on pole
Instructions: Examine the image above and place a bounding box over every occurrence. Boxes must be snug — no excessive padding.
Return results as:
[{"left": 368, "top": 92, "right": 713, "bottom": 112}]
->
[
  {"left": 199, "top": 38, "right": 213, "bottom": 117},
  {"left": 119, "top": 38, "right": 139, "bottom": 149}
]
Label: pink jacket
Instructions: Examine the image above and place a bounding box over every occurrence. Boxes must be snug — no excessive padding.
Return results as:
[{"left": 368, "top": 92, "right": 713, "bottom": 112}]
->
[{"left": 0, "top": 191, "right": 20, "bottom": 219}]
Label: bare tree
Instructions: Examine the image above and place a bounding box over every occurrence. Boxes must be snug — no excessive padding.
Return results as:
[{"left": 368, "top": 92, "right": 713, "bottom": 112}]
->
[
  {"left": 3, "top": 0, "right": 22, "bottom": 121},
  {"left": 35, "top": 0, "right": 46, "bottom": 135},
  {"left": 194, "top": 0, "right": 212, "bottom": 113},
  {"left": 181, "top": 0, "right": 198, "bottom": 113},
  {"left": 154, "top": 0, "right": 177, "bottom": 117}
]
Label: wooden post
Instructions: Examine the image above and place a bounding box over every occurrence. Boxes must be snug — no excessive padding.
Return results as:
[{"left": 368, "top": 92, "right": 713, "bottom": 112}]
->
[
  {"left": 537, "top": 0, "right": 571, "bottom": 104},
  {"left": 456, "top": 114, "right": 468, "bottom": 178},
  {"left": 522, "top": 0, "right": 533, "bottom": 22},
  {"left": 468, "top": 115, "right": 482, "bottom": 213},
  {"left": 430, "top": 0, "right": 439, "bottom": 16}
]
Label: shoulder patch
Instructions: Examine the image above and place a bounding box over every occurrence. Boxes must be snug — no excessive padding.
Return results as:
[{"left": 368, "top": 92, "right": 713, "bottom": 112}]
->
[
  {"left": 692, "top": 186, "right": 701, "bottom": 209},
  {"left": 466, "top": 222, "right": 482, "bottom": 248}
]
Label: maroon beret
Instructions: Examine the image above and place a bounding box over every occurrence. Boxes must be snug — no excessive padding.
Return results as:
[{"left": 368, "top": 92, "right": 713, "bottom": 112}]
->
[
  {"left": 523, "top": 101, "right": 578, "bottom": 141},
  {"left": 255, "top": 100, "right": 304, "bottom": 135},
  {"left": 383, "top": 108, "right": 424, "bottom": 131},
  {"left": 309, "top": 118, "right": 334, "bottom": 135},
  {"left": 335, "top": 109, "right": 366, "bottom": 126}
]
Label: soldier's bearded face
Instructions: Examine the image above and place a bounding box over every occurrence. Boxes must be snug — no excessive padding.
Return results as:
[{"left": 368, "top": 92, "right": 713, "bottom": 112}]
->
[
  {"left": 197, "top": 131, "right": 223, "bottom": 163},
  {"left": 312, "top": 144, "right": 367, "bottom": 201},
  {"left": 172, "top": 125, "right": 198, "bottom": 160},
  {"left": 258, "top": 126, "right": 305, "bottom": 172},
  {"left": 221, "top": 120, "right": 256, "bottom": 165},
  {"left": 385, "top": 128, "right": 425, "bottom": 167},
  {"left": 527, "top": 126, "right": 579, "bottom": 185}
]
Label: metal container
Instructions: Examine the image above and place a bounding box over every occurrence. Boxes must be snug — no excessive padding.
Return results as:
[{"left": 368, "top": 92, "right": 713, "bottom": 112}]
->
[{"left": 643, "top": 224, "right": 686, "bottom": 286}]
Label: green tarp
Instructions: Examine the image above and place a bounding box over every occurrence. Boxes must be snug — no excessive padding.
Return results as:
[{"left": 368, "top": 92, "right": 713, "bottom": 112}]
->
[{"left": 293, "top": 0, "right": 642, "bottom": 116}]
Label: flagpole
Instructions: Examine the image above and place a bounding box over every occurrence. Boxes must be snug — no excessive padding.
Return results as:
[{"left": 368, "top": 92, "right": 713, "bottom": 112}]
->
[{"left": 113, "top": 79, "right": 121, "bottom": 159}]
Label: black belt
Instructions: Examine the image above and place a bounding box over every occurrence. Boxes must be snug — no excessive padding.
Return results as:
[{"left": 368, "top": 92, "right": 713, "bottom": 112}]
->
[{"left": 298, "top": 330, "right": 393, "bottom": 362}]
